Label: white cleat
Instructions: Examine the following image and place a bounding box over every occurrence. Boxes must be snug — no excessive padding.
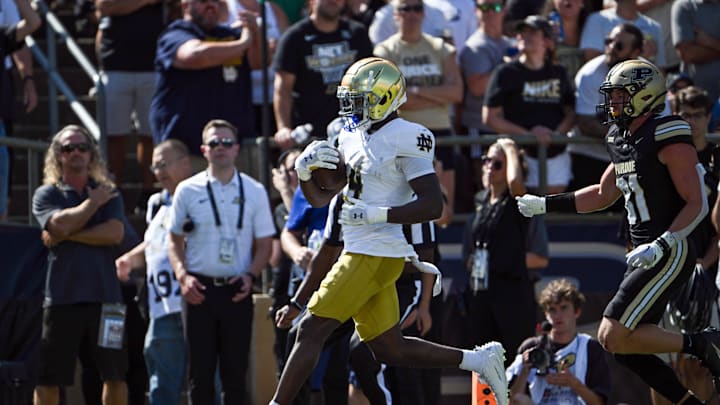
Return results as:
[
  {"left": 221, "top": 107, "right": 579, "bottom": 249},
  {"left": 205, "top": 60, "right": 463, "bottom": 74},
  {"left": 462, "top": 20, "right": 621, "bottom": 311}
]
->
[{"left": 472, "top": 341, "right": 508, "bottom": 405}]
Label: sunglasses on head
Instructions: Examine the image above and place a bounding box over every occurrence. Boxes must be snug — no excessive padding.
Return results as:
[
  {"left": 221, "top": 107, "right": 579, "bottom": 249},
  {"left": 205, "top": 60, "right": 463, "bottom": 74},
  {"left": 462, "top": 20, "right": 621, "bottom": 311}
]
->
[
  {"left": 60, "top": 143, "right": 90, "bottom": 154},
  {"left": 481, "top": 156, "right": 503, "bottom": 171},
  {"left": 206, "top": 138, "right": 236, "bottom": 149},
  {"left": 603, "top": 37, "right": 624, "bottom": 52},
  {"left": 398, "top": 4, "right": 424, "bottom": 13},
  {"left": 476, "top": 2, "right": 502, "bottom": 12}
]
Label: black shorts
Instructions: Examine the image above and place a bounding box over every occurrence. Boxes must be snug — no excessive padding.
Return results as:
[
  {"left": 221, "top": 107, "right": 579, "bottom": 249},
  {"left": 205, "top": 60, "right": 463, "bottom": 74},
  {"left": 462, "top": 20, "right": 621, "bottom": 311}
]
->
[
  {"left": 604, "top": 238, "right": 696, "bottom": 329},
  {"left": 38, "top": 303, "right": 128, "bottom": 386},
  {"left": 396, "top": 273, "right": 422, "bottom": 323}
]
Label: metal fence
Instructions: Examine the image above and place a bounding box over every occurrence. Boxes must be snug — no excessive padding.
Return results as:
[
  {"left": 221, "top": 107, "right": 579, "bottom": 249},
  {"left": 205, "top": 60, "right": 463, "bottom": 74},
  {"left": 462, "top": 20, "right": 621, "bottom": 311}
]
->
[{"left": 5, "top": 132, "right": 720, "bottom": 225}]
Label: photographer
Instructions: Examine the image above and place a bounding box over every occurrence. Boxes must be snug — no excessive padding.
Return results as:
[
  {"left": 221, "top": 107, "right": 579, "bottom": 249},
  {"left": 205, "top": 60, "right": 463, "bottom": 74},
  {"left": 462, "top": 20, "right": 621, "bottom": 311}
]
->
[{"left": 506, "top": 279, "right": 610, "bottom": 405}]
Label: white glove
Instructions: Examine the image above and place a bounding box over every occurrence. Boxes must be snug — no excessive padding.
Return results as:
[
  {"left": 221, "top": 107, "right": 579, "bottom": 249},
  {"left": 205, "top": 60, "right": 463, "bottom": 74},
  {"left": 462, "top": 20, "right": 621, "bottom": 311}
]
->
[
  {"left": 626, "top": 231, "right": 678, "bottom": 269},
  {"left": 339, "top": 197, "right": 389, "bottom": 226},
  {"left": 515, "top": 194, "right": 546, "bottom": 218},
  {"left": 295, "top": 140, "right": 340, "bottom": 182}
]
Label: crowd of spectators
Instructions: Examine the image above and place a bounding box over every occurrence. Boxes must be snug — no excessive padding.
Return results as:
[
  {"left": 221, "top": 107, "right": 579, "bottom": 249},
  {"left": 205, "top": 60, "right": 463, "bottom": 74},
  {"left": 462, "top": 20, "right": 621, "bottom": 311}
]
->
[{"left": 5, "top": 0, "right": 720, "bottom": 403}]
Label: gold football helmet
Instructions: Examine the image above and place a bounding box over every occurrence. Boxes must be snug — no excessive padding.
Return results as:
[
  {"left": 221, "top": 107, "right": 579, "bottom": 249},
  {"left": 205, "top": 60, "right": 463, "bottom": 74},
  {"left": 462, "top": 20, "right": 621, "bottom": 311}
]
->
[
  {"left": 336, "top": 57, "right": 407, "bottom": 130},
  {"left": 599, "top": 59, "right": 666, "bottom": 128}
]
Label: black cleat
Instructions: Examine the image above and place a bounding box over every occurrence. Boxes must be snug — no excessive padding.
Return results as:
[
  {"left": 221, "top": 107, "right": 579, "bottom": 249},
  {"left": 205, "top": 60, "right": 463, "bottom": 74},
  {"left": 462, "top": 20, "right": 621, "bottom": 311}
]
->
[{"left": 694, "top": 327, "right": 720, "bottom": 384}]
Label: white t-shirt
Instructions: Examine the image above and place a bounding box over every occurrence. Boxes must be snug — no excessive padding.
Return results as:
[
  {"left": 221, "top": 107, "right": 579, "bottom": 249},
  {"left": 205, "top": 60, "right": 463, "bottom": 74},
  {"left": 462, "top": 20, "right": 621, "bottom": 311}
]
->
[
  {"left": 580, "top": 8, "right": 665, "bottom": 67},
  {"left": 368, "top": 2, "right": 451, "bottom": 46}
]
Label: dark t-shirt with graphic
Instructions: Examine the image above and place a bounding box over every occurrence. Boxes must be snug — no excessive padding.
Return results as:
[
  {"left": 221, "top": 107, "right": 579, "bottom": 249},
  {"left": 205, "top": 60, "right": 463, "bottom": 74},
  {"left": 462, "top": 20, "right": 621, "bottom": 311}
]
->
[
  {"left": 150, "top": 20, "right": 252, "bottom": 155},
  {"left": 273, "top": 18, "right": 372, "bottom": 139},
  {"left": 484, "top": 60, "right": 575, "bottom": 158},
  {"left": 98, "top": 3, "right": 164, "bottom": 71}
]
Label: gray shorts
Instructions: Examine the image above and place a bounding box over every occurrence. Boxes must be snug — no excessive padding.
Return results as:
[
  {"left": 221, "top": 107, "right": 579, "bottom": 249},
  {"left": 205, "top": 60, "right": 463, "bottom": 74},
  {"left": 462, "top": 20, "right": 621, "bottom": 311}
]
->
[{"left": 102, "top": 71, "right": 155, "bottom": 136}]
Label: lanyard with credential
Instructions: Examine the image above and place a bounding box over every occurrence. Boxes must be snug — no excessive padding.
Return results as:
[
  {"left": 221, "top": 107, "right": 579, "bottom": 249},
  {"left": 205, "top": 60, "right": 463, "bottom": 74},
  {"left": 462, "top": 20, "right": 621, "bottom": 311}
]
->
[{"left": 205, "top": 173, "right": 245, "bottom": 229}]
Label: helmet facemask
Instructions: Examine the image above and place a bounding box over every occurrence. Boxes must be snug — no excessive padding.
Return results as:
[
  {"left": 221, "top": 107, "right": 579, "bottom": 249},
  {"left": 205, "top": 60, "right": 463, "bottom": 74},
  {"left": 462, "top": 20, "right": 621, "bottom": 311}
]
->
[
  {"left": 336, "top": 57, "right": 407, "bottom": 132},
  {"left": 597, "top": 59, "right": 667, "bottom": 130},
  {"left": 337, "top": 86, "right": 372, "bottom": 131}
]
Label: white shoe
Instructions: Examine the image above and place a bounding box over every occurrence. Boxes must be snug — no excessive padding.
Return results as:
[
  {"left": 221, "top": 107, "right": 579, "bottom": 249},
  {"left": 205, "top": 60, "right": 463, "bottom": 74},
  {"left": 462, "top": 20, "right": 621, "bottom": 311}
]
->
[{"left": 472, "top": 341, "right": 508, "bottom": 405}]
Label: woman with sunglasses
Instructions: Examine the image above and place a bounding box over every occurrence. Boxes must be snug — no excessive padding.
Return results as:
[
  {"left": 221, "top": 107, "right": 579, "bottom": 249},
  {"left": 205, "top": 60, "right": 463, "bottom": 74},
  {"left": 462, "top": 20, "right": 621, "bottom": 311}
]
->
[{"left": 461, "top": 138, "right": 545, "bottom": 362}]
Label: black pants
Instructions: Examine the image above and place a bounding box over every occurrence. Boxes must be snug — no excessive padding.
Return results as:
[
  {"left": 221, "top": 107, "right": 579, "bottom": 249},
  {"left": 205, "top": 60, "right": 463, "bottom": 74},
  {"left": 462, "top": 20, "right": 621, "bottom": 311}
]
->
[{"left": 182, "top": 278, "right": 254, "bottom": 405}]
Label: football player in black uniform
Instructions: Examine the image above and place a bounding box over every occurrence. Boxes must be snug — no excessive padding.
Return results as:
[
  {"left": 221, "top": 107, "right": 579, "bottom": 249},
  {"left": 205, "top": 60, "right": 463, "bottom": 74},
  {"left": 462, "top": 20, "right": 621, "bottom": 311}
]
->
[{"left": 515, "top": 59, "right": 720, "bottom": 404}]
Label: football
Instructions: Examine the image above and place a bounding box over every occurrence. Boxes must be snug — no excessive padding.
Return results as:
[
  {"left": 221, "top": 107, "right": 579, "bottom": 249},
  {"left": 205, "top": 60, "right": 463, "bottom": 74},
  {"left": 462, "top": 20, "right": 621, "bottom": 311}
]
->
[{"left": 312, "top": 152, "right": 347, "bottom": 192}]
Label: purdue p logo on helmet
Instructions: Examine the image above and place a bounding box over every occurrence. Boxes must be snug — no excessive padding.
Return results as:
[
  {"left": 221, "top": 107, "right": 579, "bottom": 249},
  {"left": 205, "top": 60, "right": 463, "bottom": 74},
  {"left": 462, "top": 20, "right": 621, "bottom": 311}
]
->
[
  {"left": 599, "top": 59, "right": 667, "bottom": 128},
  {"left": 336, "top": 57, "right": 407, "bottom": 130}
]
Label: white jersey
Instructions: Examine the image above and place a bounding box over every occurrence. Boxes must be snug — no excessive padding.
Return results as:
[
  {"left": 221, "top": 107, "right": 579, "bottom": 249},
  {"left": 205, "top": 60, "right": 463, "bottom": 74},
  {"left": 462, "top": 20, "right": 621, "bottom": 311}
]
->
[
  {"left": 338, "top": 118, "right": 436, "bottom": 258},
  {"left": 144, "top": 191, "right": 182, "bottom": 319}
]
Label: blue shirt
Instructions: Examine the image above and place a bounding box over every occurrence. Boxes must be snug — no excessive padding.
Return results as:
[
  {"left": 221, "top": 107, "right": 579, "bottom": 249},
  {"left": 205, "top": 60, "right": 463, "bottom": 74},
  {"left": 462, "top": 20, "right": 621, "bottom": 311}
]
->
[
  {"left": 150, "top": 20, "right": 253, "bottom": 155},
  {"left": 285, "top": 187, "right": 329, "bottom": 237}
]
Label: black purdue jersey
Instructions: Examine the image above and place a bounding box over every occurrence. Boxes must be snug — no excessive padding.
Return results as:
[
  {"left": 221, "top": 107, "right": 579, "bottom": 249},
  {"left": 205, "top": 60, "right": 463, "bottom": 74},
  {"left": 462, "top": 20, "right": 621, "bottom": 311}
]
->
[{"left": 606, "top": 115, "right": 693, "bottom": 247}]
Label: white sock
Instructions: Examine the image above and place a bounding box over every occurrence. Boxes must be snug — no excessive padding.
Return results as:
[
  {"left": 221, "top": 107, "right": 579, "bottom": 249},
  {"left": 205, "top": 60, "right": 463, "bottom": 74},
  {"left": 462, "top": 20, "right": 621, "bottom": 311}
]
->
[{"left": 458, "top": 349, "right": 477, "bottom": 371}]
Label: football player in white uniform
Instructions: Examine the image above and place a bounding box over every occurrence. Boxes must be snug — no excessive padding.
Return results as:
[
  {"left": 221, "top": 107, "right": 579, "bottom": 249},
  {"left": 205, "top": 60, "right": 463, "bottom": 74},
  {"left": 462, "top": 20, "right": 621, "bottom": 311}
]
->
[{"left": 269, "top": 57, "right": 509, "bottom": 405}]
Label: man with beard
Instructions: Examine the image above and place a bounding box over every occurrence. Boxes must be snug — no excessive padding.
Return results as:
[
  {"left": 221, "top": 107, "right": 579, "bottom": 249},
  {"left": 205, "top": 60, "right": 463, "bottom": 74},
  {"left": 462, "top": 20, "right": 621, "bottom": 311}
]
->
[
  {"left": 272, "top": 0, "right": 372, "bottom": 149},
  {"left": 568, "top": 23, "right": 644, "bottom": 190},
  {"left": 32, "top": 125, "right": 127, "bottom": 405},
  {"left": 150, "top": 0, "right": 260, "bottom": 170}
]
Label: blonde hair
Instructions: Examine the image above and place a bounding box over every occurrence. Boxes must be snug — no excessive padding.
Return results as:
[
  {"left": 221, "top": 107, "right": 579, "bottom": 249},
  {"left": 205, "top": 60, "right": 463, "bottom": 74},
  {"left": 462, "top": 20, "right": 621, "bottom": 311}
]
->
[{"left": 43, "top": 125, "right": 115, "bottom": 188}]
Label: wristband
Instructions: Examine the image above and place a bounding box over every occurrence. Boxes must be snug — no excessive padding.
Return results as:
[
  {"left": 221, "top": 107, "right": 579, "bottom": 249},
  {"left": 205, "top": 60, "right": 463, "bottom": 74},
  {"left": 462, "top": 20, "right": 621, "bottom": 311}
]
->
[
  {"left": 244, "top": 271, "right": 257, "bottom": 283},
  {"left": 546, "top": 192, "right": 576, "bottom": 213},
  {"left": 289, "top": 298, "right": 305, "bottom": 311}
]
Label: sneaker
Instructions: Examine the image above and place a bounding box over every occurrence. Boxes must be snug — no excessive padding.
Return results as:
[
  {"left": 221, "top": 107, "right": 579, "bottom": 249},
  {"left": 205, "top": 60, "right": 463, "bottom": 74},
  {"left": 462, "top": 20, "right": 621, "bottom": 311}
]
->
[
  {"left": 472, "top": 341, "right": 508, "bottom": 405},
  {"left": 695, "top": 327, "right": 720, "bottom": 379}
]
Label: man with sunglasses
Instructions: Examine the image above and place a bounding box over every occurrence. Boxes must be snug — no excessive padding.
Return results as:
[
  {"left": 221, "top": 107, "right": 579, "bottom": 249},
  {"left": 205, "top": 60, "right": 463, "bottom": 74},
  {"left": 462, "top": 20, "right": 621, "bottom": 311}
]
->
[
  {"left": 32, "top": 125, "right": 128, "bottom": 405},
  {"left": 570, "top": 23, "right": 643, "bottom": 191},
  {"left": 149, "top": 0, "right": 261, "bottom": 171},
  {"left": 579, "top": 0, "right": 664, "bottom": 66},
  {"left": 167, "top": 119, "right": 275, "bottom": 404}
]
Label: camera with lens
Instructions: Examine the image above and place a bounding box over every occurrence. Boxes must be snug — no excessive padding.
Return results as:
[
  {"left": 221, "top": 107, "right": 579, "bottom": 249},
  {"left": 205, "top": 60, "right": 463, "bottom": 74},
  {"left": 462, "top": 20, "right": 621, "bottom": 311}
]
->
[
  {"left": 528, "top": 345, "right": 555, "bottom": 375},
  {"left": 528, "top": 321, "right": 555, "bottom": 375}
]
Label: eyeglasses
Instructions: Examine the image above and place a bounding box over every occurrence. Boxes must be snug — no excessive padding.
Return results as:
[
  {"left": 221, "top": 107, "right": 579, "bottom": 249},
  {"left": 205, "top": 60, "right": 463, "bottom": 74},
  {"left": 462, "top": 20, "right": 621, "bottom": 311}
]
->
[
  {"left": 206, "top": 138, "right": 236, "bottom": 149},
  {"left": 679, "top": 111, "right": 708, "bottom": 121},
  {"left": 476, "top": 2, "right": 502, "bottom": 12},
  {"left": 150, "top": 157, "right": 183, "bottom": 172},
  {"left": 397, "top": 4, "right": 424, "bottom": 13},
  {"left": 603, "top": 37, "right": 624, "bottom": 52},
  {"left": 60, "top": 143, "right": 90, "bottom": 154},
  {"left": 481, "top": 156, "right": 503, "bottom": 171}
]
